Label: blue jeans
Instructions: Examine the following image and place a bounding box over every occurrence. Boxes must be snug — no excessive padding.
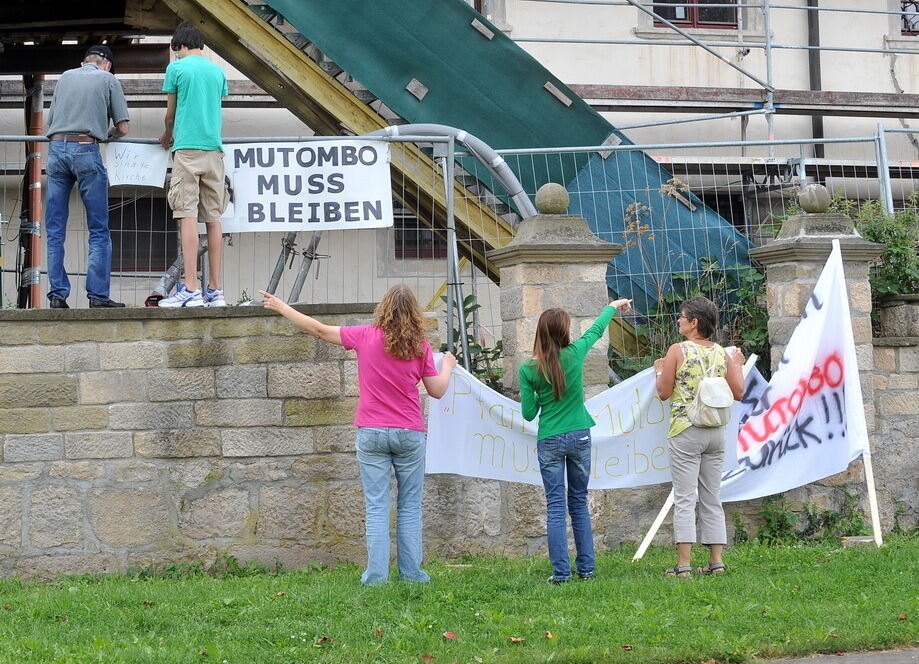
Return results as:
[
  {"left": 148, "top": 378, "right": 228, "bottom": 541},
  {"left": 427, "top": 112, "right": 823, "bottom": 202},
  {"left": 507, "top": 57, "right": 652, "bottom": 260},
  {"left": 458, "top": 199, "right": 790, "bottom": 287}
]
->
[
  {"left": 355, "top": 427, "right": 429, "bottom": 586},
  {"left": 537, "top": 428, "right": 595, "bottom": 580},
  {"left": 45, "top": 141, "right": 112, "bottom": 301}
]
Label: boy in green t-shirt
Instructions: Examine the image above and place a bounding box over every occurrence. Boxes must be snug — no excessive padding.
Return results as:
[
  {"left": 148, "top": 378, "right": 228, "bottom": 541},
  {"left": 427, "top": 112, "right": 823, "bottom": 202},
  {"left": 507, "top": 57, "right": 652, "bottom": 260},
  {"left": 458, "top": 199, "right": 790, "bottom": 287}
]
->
[{"left": 158, "top": 21, "right": 230, "bottom": 308}]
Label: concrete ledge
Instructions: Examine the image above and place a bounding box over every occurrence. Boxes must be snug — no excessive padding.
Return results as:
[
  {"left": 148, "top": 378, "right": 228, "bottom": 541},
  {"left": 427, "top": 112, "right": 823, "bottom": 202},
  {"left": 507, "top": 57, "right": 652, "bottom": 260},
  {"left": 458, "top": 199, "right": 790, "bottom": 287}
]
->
[
  {"left": 873, "top": 337, "right": 919, "bottom": 348},
  {"left": 0, "top": 302, "right": 376, "bottom": 322}
]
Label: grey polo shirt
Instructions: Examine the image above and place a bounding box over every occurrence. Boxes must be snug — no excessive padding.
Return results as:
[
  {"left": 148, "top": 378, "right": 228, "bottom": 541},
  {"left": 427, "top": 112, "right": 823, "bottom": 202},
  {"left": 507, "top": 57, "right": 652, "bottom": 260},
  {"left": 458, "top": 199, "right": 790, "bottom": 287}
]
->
[{"left": 46, "top": 64, "right": 130, "bottom": 142}]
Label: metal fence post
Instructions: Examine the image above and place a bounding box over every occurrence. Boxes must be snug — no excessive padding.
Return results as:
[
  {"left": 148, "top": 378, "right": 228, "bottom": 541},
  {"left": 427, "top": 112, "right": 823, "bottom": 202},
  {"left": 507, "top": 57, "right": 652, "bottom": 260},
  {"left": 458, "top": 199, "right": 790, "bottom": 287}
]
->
[
  {"left": 287, "top": 233, "right": 324, "bottom": 304},
  {"left": 875, "top": 124, "right": 895, "bottom": 214},
  {"left": 437, "top": 137, "right": 471, "bottom": 370},
  {"left": 764, "top": 0, "right": 776, "bottom": 158}
]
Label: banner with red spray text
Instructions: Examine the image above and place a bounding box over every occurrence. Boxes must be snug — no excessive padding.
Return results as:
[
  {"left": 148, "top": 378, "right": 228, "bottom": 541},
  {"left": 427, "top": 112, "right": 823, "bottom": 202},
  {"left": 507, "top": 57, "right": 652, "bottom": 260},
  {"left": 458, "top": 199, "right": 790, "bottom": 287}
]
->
[{"left": 720, "top": 240, "right": 869, "bottom": 501}]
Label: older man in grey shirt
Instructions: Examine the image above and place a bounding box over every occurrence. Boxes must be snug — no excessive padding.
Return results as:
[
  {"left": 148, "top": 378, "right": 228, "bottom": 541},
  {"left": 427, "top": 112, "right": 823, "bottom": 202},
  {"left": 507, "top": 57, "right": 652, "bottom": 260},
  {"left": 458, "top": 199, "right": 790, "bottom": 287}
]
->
[{"left": 45, "top": 45, "right": 130, "bottom": 308}]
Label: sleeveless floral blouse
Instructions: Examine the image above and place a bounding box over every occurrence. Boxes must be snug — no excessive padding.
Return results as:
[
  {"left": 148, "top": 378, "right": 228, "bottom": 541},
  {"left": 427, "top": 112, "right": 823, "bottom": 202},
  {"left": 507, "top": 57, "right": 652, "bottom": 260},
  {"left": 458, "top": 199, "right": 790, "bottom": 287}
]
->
[{"left": 668, "top": 341, "right": 728, "bottom": 438}]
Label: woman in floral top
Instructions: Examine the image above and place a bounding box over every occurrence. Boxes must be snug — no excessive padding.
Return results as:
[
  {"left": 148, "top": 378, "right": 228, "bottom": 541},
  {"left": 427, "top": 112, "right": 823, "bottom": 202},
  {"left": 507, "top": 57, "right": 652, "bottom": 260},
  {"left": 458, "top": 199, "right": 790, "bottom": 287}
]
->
[{"left": 655, "top": 296, "right": 744, "bottom": 577}]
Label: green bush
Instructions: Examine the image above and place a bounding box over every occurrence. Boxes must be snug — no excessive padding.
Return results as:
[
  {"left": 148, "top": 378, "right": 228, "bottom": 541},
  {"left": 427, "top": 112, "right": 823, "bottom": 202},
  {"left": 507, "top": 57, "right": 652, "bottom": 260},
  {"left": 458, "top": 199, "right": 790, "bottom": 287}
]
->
[
  {"left": 752, "top": 490, "right": 871, "bottom": 544},
  {"left": 440, "top": 293, "right": 504, "bottom": 390},
  {"left": 829, "top": 195, "right": 919, "bottom": 301},
  {"left": 610, "top": 259, "right": 770, "bottom": 379}
]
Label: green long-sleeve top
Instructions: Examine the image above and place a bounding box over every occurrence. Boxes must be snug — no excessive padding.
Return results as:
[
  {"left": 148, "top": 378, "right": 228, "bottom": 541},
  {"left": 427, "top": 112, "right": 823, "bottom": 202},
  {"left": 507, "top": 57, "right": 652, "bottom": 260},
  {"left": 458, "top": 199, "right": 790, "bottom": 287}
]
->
[{"left": 518, "top": 306, "right": 617, "bottom": 441}]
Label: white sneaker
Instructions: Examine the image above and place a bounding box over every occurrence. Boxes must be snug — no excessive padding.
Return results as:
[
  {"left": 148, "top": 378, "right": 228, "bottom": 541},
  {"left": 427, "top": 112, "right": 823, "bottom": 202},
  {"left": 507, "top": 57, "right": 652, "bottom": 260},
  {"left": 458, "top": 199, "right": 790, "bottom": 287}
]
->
[
  {"left": 158, "top": 285, "right": 204, "bottom": 308},
  {"left": 204, "top": 288, "right": 227, "bottom": 307}
]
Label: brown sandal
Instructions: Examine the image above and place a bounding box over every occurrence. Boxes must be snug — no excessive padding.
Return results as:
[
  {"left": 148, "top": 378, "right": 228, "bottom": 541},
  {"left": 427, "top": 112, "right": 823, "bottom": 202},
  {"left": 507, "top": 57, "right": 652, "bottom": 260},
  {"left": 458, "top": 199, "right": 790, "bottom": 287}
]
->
[{"left": 695, "top": 563, "right": 726, "bottom": 575}]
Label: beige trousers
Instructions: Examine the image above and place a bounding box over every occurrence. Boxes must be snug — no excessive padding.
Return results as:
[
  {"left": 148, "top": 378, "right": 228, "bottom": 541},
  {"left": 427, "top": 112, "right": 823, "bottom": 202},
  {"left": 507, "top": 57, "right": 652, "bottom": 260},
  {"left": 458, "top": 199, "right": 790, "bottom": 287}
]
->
[{"left": 668, "top": 425, "right": 727, "bottom": 545}]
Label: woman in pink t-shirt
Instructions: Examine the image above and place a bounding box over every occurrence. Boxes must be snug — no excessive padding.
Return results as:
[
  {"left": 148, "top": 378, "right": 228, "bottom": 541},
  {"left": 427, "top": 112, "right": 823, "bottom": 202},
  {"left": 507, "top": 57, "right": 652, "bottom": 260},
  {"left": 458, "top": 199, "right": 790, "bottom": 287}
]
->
[{"left": 259, "top": 285, "right": 457, "bottom": 585}]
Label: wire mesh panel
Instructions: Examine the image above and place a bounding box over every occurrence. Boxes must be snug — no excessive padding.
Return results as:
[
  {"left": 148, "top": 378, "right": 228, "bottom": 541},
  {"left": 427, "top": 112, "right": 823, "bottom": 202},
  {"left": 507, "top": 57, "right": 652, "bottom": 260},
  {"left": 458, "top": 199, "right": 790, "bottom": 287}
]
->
[
  {"left": 0, "top": 137, "right": 454, "bottom": 311},
  {"left": 0, "top": 133, "right": 892, "bottom": 379},
  {"left": 0, "top": 140, "right": 26, "bottom": 308},
  {"left": 882, "top": 128, "right": 919, "bottom": 211},
  {"left": 454, "top": 136, "right": 883, "bottom": 377}
]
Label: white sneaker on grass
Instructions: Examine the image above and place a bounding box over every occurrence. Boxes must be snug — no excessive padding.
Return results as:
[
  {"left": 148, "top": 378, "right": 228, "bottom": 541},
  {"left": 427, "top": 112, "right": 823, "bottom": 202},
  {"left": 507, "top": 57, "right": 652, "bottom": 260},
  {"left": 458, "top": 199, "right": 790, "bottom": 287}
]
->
[
  {"left": 204, "top": 288, "right": 227, "bottom": 307},
  {"left": 158, "top": 285, "right": 204, "bottom": 308}
]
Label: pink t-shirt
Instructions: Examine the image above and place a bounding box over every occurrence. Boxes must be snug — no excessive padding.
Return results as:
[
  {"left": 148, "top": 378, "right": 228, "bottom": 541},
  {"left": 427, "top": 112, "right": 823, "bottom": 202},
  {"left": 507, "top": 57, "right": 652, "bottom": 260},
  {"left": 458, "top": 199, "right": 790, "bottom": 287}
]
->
[{"left": 339, "top": 325, "right": 438, "bottom": 431}]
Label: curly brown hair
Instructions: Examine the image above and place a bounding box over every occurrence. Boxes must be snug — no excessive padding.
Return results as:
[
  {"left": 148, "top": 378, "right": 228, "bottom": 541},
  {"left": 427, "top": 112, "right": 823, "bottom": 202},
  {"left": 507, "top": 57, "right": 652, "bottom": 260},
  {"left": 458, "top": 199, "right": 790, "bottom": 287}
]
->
[{"left": 373, "top": 284, "right": 427, "bottom": 360}]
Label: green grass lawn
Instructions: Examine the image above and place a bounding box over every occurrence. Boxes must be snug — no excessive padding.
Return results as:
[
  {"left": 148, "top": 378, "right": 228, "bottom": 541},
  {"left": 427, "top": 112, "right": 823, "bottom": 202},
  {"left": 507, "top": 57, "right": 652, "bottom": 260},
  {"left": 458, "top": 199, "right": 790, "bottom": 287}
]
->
[{"left": 0, "top": 537, "right": 916, "bottom": 664}]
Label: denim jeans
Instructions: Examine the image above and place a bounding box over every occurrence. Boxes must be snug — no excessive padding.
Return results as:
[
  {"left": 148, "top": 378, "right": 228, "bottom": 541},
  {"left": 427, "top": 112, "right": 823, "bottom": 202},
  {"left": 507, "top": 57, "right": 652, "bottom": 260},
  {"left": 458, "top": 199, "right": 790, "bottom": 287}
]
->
[
  {"left": 537, "top": 428, "right": 595, "bottom": 580},
  {"left": 45, "top": 141, "right": 112, "bottom": 301},
  {"left": 355, "top": 427, "right": 429, "bottom": 586}
]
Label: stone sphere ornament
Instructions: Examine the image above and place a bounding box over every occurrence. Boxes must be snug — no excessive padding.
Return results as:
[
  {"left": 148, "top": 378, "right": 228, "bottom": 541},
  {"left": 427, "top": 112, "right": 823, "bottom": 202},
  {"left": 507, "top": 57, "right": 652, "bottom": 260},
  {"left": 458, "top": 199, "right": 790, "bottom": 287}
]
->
[
  {"left": 798, "top": 183, "right": 832, "bottom": 214},
  {"left": 535, "top": 183, "right": 570, "bottom": 214}
]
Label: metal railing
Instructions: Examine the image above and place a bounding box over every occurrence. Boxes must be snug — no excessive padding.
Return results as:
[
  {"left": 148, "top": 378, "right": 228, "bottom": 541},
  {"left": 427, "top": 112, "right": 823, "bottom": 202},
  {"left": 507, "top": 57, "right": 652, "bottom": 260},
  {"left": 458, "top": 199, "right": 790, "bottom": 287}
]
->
[
  {"left": 0, "top": 135, "right": 467, "bottom": 343},
  {"left": 1, "top": 131, "right": 908, "bottom": 371},
  {"left": 454, "top": 133, "right": 892, "bottom": 371}
]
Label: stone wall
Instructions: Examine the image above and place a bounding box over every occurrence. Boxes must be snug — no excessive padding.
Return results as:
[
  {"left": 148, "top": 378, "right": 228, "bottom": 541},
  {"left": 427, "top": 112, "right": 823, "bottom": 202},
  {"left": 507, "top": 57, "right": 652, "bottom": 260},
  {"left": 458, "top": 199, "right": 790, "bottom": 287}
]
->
[
  {"left": 0, "top": 306, "right": 648, "bottom": 579},
  {"left": 871, "top": 313, "right": 919, "bottom": 530},
  {"left": 0, "top": 306, "right": 374, "bottom": 578},
  {"left": 1, "top": 300, "right": 916, "bottom": 579}
]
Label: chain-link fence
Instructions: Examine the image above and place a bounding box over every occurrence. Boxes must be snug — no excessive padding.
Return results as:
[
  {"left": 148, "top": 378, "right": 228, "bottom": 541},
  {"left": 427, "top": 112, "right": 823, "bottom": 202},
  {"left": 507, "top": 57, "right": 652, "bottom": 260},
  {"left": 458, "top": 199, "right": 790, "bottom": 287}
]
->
[
  {"left": 455, "top": 134, "right": 889, "bottom": 378},
  {"left": 0, "top": 131, "right": 901, "bottom": 379},
  {"left": 0, "top": 135, "right": 459, "bottom": 312}
]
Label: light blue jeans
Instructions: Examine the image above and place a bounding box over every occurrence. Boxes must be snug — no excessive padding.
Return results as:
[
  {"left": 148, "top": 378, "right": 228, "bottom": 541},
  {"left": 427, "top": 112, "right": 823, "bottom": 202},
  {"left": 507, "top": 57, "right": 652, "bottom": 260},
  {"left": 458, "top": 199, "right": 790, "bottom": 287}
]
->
[
  {"left": 45, "top": 141, "right": 112, "bottom": 301},
  {"left": 537, "top": 428, "right": 595, "bottom": 580},
  {"left": 355, "top": 427, "right": 429, "bottom": 586}
]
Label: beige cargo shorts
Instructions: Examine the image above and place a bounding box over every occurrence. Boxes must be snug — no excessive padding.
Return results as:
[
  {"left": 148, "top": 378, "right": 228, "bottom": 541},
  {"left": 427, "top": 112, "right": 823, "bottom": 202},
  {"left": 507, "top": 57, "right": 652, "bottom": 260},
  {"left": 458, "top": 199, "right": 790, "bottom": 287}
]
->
[{"left": 167, "top": 149, "right": 228, "bottom": 222}]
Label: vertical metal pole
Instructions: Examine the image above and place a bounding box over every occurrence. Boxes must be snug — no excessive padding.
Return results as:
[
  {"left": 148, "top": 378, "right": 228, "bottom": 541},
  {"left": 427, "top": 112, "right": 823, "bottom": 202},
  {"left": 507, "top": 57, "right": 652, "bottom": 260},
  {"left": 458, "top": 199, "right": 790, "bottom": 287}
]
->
[
  {"left": 265, "top": 231, "right": 297, "bottom": 295},
  {"left": 199, "top": 232, "right": 208, "bottom": 295},
  {"left": 287, "top": 232, "right": 323, "bottom": 303},
  {"left": 763, "top": 0, "right": 775, "bottom": 158},
  {"left": 441, "top": 138, "right": 470, "bottom": 369},
  {"left": 438, "top": 151, "right": 455, "bottom": 354},
  {"left": 798, "top": 145, "right": 809, "bottom": 189},
  {"left": 25, "top": 75, "right": 44, "bottom": 308},
  {"left": 807, "top": 0, "right": 825, "bottom": 159},
  {"left": 875, "top": 124, "right": 894, "bottom": 214}
]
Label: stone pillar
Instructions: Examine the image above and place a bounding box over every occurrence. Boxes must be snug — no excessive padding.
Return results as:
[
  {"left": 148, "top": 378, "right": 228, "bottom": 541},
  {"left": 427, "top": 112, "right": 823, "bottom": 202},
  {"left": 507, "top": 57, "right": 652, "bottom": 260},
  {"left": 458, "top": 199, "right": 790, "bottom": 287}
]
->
[
  {"left": 487, "top": 184, "right": 623, "bottom": 398},
  {"left": 750, "top": 205, "right": 884, "bottom": 436}
]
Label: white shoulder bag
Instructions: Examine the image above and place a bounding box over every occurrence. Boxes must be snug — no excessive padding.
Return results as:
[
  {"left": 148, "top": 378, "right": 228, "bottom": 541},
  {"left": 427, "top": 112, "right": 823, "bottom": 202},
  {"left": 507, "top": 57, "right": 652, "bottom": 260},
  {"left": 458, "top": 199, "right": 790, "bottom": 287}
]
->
[{"left": 685, "top": 343, "right": 734, "bottom": 428}]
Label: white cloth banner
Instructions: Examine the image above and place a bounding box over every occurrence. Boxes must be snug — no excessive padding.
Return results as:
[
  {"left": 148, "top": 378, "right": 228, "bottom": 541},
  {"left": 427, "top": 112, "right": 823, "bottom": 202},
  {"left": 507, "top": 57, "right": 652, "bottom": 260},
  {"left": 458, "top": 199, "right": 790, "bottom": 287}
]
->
[
  {"left": 720, "top": 240, "right": 869, "bottom": 501},
  {"left": 429, "top": 242, "right": 868, "bottom": 502},
  {"left": 428, "top": 360, "right": 760, "bottom": 491},
  {"left": 220, "top": 140, "right": 394, "bottom": 233},
  {"left": 427, "top": 364, "right": 676, "bottom": 489},
  {"left": 104, "top": 142, "right": 169, "bottom": 188}
]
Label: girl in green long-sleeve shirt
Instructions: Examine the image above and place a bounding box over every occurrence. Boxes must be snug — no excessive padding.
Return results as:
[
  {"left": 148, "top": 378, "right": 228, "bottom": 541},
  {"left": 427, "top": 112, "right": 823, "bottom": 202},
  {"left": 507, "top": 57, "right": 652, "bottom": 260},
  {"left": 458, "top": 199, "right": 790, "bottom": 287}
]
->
[{"left": 519, "top": 298, "right": 631, "bottom": 583}]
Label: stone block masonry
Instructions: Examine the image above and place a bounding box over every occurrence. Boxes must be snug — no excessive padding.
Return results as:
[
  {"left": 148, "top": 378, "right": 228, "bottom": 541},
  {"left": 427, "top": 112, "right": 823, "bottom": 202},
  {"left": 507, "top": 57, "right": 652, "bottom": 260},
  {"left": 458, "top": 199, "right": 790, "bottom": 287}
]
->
[
  {"left": 0, "top": 305, "right": 393, "bottom": 578},
  {"left": 1, "top": 285, "right": 916, "bottom": 577},
  {"left": 0, "top": 305, "right": 569, "bottom": 578}
]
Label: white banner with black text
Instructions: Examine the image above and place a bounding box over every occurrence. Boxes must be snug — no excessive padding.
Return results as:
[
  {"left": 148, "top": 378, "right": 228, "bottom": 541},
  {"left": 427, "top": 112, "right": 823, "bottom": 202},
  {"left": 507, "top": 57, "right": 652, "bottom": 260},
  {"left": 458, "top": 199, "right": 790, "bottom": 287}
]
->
[
  {"left": 220, "top": 140, "right": 394, "bottom": 233},
  {"left": 719, "top": 241, "right": 869, "bottom": 502}
]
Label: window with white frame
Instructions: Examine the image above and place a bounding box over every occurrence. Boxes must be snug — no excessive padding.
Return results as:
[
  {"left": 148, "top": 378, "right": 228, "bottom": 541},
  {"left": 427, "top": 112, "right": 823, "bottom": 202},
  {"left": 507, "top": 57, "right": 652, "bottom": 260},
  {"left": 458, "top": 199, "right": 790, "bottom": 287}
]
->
[
  {"left": 884, "top": 0, "right": 919, "bottom": 51},
  {"left": 652, "top": 0, "right": 738, "bottom": 30},
  {"left": 636, "top": 0, "right": 760, "bottom": 42}
]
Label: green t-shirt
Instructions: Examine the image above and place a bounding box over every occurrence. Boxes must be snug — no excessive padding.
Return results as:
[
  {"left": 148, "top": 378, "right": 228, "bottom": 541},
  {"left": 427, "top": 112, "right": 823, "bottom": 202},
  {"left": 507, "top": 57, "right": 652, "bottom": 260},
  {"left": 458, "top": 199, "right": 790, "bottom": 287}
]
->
[
  {"left": 518, "top": 306, "right": 617, "bottom": 441},
  {"left": 163, "top": 55, "right": 228, "bottom": 152}
]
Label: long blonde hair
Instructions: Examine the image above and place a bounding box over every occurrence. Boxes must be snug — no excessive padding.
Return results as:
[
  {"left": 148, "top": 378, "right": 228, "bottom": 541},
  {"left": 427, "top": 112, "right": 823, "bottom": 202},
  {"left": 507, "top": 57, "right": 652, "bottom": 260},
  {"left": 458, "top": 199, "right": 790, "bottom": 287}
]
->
[
  {"left": 533, "top": 308, "right": 571, "bottom": 401},
  {"left": 373, "top": 284, "right": 427, "bottom": 360}
]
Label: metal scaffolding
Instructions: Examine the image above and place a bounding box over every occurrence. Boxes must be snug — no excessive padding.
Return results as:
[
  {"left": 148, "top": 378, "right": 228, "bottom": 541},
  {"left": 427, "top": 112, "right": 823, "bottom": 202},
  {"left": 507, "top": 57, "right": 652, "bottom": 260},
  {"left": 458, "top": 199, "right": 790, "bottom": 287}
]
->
[{"left": 513, "top": 0, "right": 919, "bottom": 147}]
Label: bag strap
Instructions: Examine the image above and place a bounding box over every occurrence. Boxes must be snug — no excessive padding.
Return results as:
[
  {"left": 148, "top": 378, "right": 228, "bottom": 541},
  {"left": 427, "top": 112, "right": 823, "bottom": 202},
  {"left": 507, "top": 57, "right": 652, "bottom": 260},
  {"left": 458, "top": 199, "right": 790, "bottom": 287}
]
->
[{"left": 687, "top": 342, "right": 721, "bottom": 378}]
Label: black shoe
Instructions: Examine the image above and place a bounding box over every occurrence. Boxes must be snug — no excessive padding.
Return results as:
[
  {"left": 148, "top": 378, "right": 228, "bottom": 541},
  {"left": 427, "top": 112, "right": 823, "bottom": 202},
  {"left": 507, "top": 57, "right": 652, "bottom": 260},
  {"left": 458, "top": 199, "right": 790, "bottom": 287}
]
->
[
  {"left": 49, "top": 297, "right": 69, "bottom": 309},
  {"left": 88, "top": 297, "right": 126, "bottom": 308}
]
